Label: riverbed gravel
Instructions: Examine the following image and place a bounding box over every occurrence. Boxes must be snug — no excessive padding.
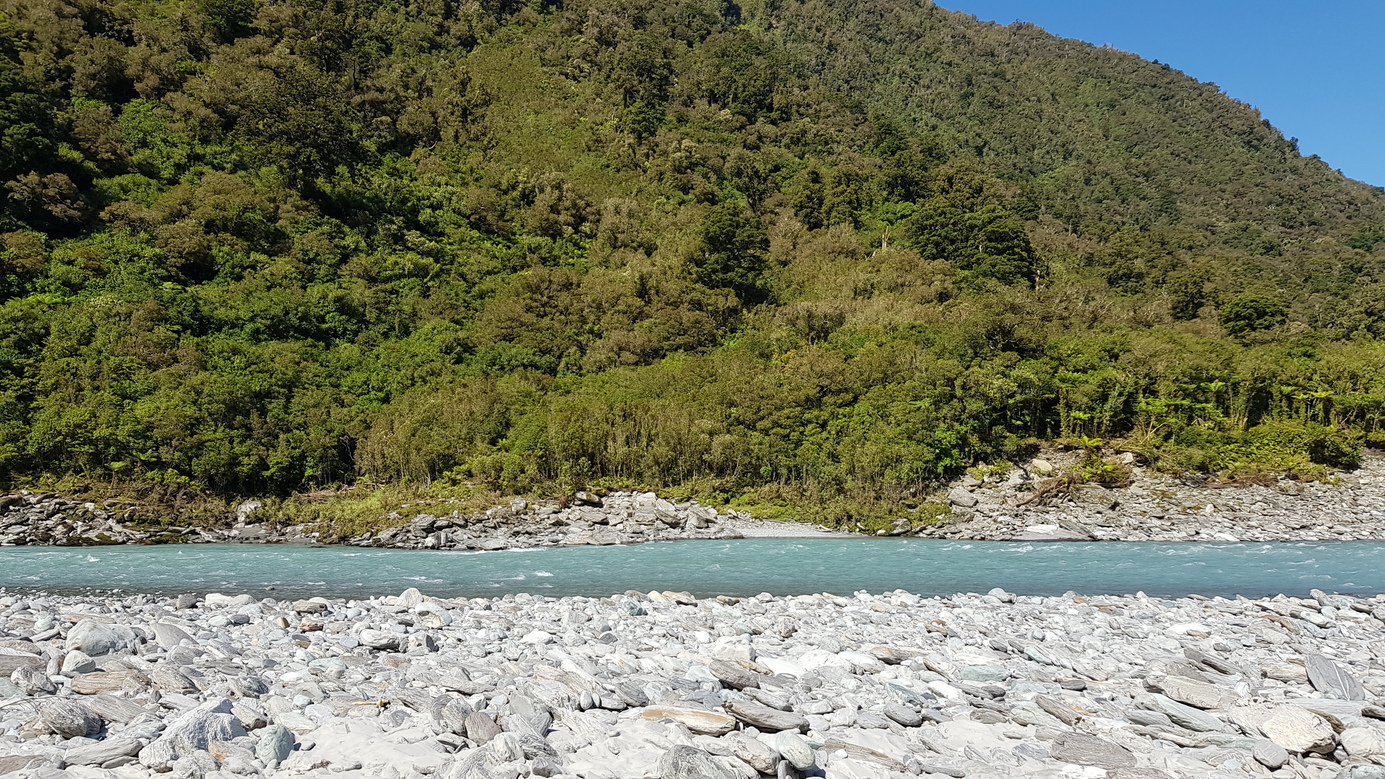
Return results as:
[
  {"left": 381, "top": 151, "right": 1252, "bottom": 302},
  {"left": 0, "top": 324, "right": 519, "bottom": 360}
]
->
[{"left": 3, "top": 584, "right": 1385, "bottom": 779}]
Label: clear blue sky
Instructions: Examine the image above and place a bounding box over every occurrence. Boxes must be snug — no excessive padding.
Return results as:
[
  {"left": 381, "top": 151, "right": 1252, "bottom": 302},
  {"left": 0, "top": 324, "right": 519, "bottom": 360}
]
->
[{"left": 942, "top": 1, "right": 1385, "bottom": 186}]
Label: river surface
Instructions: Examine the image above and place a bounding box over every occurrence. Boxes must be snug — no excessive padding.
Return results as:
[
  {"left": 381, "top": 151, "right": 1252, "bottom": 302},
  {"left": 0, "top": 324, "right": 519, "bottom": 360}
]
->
[{"left": 1, "top": 539, "right": 1382, "bottom": 600}]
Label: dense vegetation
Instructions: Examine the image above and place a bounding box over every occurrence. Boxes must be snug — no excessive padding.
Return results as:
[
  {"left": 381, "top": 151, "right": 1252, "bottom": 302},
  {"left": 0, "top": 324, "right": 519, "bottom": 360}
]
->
[{"left": 2, "top": 0, "right": 1384, "bottom": 522}]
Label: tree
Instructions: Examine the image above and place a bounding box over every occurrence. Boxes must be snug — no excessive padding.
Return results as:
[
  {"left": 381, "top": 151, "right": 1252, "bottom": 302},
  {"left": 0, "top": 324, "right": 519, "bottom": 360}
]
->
[
  {"left": 689, "top": 202, "right": 769, "bottom": 304},
  {"left": 1219, "top": 293, "right": 1287, "bottom": 337}
]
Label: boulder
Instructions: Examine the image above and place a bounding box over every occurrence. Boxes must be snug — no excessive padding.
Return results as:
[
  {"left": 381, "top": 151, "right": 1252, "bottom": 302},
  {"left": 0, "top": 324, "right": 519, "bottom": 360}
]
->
[
  {"left": 1261, "top": 706, "right": 1336, "bottom": 754},
  {"left": 1306, "top": 654, "right": 1367, "bottom": 701},
  {"left": 947, "top": 488, "right": 978, "bottom": 508},
  {"left": 1342, "top": 727, "right": 1385, "bottom": 758},
  {"left": 724, "top": 699, "right": 808, "bottom": 732},
  {"left": 152, "top": 622, "right": 193, "bottom": 650},
  {"left": 40, "top": 699, "right": 103, "bottom": 737},
  {"left": 65, "top": 620, "right": 137, "bottom": 657},
  {"left": 255, "top": 724, "right": 295, "bottom": 765},
  {"left": 139, "top": 698, "right": 246, "bottom": 769},
  {"left": 761, "top": 732, "right": 815, "bottom": 770}
]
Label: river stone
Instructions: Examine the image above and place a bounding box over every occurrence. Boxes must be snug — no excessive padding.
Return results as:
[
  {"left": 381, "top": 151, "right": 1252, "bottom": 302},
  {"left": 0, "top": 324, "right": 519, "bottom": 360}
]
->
[
  {"left": 1155, "top": 674, "right": 1240, "bottom": 710},
  {"left": 152, "top": 622, "right": 194, "bottom": 650},
  {"left": 0, "top": 649, "right": 44, "bottom": 676},
  {"left": 1306, "top": 654, "right": 1368, "bottom": 700},
  {"left": 71, "top": 669, "right": 148, "bottom": 695},
  {"left": 256, "top": 724, "right": 295, "bottom": 765},
  {"left": 466, "top": 711, "right": 502, "bottom": 743},
  {"left": 397, "top": 587, "right": 425, "bottom": 608},
  {"left": 40, "top": 699, "right": 103, "bottom": 737},
  {"left": 957, "top": 665, "right": 1010, "bottom": 682},
  {"left": 724, "top": 699, "right": 808, "bottom": 732},
  {"left": 947, "top": 487, "right": 978, "bottom": 508},
  {"left": 65, "top": 738, "right": 142, "bottom": 766},
  {"left": 416, "top": 602, "right": 451, "bottom": 628},
  {"left": 358, "top": 629, "right": 402, "bottom": 650},
  {"left": 1050, "top": 733, "right": 1136, "bottom": 769},
  {"left": 11, "top": 665, "right": 55, "bottom": 695},
  {"left": 1252, "top": 739, "right": 1290, "bottom": 769},
  {"left": 1342, "top": 727, "right": 1385, "bottom": 757},
  {"left": 62, "top": 650, "right": 97, "bottom": 676},
  {"left": 658, "top": 745, "right": 737, "bottom": 779},
  {"left": 204, "top": 593, "right": 254, "bottom": 609},
  {"left": 727, "top": 733, "right": 778, "bottom": 773},
  {"left": 1338, "top": 767, "right": 1385, "bottom": 779},
  {"left": 1137, "top": 693, "right": 1227, "bottom": 732},
  {"left": 883, "top": 702, "right": 924, "bottom": 727},
  {"left": 139, "top": 697, "right": 245, "bottom": 769},
  {"left": 66, "top": 620, "right": 137, "bottom": 657},
  {"left": 761, "top": 732, "right": 815, "bottom": 770},
  {"left": 1261, "top": 706, "right": 1336, "bottom": 754},
  {"left": 641, "top": 706, "right": 737, "bottom": 735},
  {"left": 707, "top": 659, "right": 762, "bottom": 690}
]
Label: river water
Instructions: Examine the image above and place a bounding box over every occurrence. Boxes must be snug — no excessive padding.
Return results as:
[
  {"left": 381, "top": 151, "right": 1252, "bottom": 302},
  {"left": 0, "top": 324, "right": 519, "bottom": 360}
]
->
[{"left": 1, "top": 539, "right": 1382, "bottom": 600}]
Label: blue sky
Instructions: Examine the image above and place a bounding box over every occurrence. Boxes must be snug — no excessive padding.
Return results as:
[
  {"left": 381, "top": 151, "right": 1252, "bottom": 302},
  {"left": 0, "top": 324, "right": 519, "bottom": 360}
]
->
[{"left": 943, "top": 1, "right": 1385, "bottom": 187}]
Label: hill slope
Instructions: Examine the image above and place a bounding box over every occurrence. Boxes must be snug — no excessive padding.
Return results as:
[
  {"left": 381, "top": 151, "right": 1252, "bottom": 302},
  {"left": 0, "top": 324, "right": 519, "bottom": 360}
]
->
[{"left": 1, "top": 0, "right": 1383, "bottom": 521}]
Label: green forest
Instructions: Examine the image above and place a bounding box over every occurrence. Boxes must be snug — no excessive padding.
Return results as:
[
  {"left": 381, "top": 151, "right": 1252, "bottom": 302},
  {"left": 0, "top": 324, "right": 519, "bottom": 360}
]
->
[{"left": 2, "top": 0, "right": 1384, "bottom": 523}]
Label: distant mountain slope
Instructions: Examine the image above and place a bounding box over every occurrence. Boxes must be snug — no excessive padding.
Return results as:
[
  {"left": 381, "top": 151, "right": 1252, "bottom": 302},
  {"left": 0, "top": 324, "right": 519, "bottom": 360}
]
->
[{"left": 0, "top": 0, "right": 1382, "bottom": 519}]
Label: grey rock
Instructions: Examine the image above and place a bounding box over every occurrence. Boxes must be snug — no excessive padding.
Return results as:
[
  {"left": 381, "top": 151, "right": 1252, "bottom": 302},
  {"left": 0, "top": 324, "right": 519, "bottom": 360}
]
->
[
  {"left": 724, "top": 699, "right": 808, "bottom": 732},
  {"left": 658, "top": 745, "right": 738, "bottom": 779},
  {"left": 10, "top": 665, "right": 55, "bottom": 695},
  {"left": 1252, "top": 738, "right": 1290, "bottom": 770},
  {"left": 1050, "top": 732, "right": 1136, "bottom": 770},
  {"left": 65, "top": 620, "right": 137, "bottom": 657},
  {"left": 139, "top": 697, "right": 246, "bottom": 769},
  {"left": 1306, "top": 653, "right": 1368, "bottom": 700},
  {"left": 65, "top": 738, "right": 143, "bottom": 766},
  {"left": 466, "top": 710, "right": 502, "bottom": 743},
  {"left": 153, "top": 622, "right": 194, "bottom": 650},
  {"left": 948, "top": 488, "right": 979, "bottom": 508},
  {"left": 40, "top": 698, "right": 103, "bottom": 737},
  {"left": 760, "top": 731, "right": 815, "bottom": 770},
  {"left": 61, "top": 650, "right": 97, "bottom": 676},
  {"left": 1261, "top": 705, "right": 1336, "bottom": 754},
  {"left": 707, "top": 659, "right": 762, "bottom": 690},
  {"left": 1137, "top": 693, "right": 1227, "bottom": 732},
  {"left": 256, "top": 724, "right": 295, "bottom": 765},
  {"left": 883, "top": 702, "right": 923, "bottom": 727}
]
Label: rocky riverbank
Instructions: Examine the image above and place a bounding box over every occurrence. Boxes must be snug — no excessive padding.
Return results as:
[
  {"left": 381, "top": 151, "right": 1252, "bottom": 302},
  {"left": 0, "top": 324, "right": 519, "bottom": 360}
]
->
[
  {"left": 4, "top": 451, "right": 1384, "bottom": 550},
  {"left": 3, "top": 586, "right": 1385, "bottom": 779},
  {"left": 923, "top": 451, "right": 1385, "bottom": 543},
  {"left": 0, "top": 493, "right": 844, "bottom": 550}
]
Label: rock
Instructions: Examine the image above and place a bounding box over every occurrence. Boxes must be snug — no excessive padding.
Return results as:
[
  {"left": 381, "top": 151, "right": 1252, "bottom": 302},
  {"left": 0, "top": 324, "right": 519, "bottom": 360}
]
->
[
  {"left": 1154, "top": 674, "right": 1240, "bottom": 710},
  {"left": 175, "top": 594, "right": 199, "bottom": 610},
  {"left": 1306, "top": 654, "right": 1368, "bottom": 700},
  {"left": 290, "top": 599, "right": 326, "bottom": 614},
  {"left": 761, "top": 732, "right": 815, "bottom": 770},
  {"left": 641, "top": 706, "right": 737, "bottom": 735},
  {"left": 358, "top": 628, "right": 402, "bottom": 650},
  {"left": 466, "top": 711, "right": 502, "bottom": 743},
  {"left": 139, "top": 698, "right": 246, "bottom": 769},
  {"left": 61, "top": 650, "right": 97, "bottom": 676},
  {"left": 724, "top": 699, "right": 808, "bottom": 732},
  {"left": 10, "top": 665, "right": 55, "bottom": 695},
  {"left": 416, "top": 601, "right": 452, "bottom": 628},
  {"left": 1342, "top": 727, "right": 1385, "bottom": 757},
  {"left": 1252, "top": 739, "right": 1290, "bottom": 770},
  {"left": 1261, "top": 706, "right": 1336, "bottom": 754},
  {"left": 397, "top": 587, "right": 425, "bottom": 608},
  {"left": 256, "top": 724, "right": 295, "bottom": 765},
  {"left": 1050, "top": 732, "right": 1137, "bottom": 770},
  {"left": 707, "top": 659, "right": 762, "bottom": 690},
  {"left": 727, "top": 733, "right": 778, "bottom": 774},
  {"left": 40, "top": 699, "right": 103, "bottom": 737},
  {"left": 1338, "top": 766, "right": 1385, "bottom": 779},
  {"left": 883, "top": 702, "right": 923, "bottom": 727},
  {"left": 0, "top": 649, "right": 44, "bottom": 676},
  {"left": 1137, "top": 693, "right": 1227, "bottom": 732},
  {"left": 947, "top": 488, "right": 978, "bottom": 508},
  {"left": 152, "top": 622, "right": 194, "bottom": 650},
  {"left": 64, "top": 738, "right": 142, "bottom": 766},
  {"left": 658, "top": 745, "right": 737, "bottom": 779},
  {"left": 1030, "top": 459, "right": 1056, "bottom": 475},
  {"left": 65, "top": 620, "right": 137, "bottom": 657},
  {"left": 71, "top": 669, "right": 148, "bottom": 695},
  {"left": 204, "top": 593, "right": 254, "bottom": 609}
]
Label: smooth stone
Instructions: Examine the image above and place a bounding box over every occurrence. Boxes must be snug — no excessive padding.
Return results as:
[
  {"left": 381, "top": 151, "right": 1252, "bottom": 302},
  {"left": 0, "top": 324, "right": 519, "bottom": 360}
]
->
[
  {"left": 152, "top": 623, "right": 194, "bottom": 650},
  {"left": 724, "top": 699, "right": 808, "bottom": 732},
  {"left": 64, "top": 738, "right": 142, "bottom": 766},
  {"left": 1252, "top": 738, "right": 1290, "bottom": 769},
  {"left": 65, "top": 620, "right": 137, "bottom": 657},
  {"left": 1341, "top": 727, "right": 1385, "bottom": 757},
  {"left": 61, "top": 650, "right": 97, "bottom": 676},
  {"left": 761, "top": 732, "right": 815, "bottom": 770},
  {"left": 1137, "top": 693, "right": 1227, "bottom": 732},
  {"left": 1155, "top": 674, "right": 1240, "bottom": 710},
  {"left": 256, "top": 724, "right": 295, "bottom": 765},
  {"left": 641, "top": 706, "right": 737, "bottom": 735},
  {"left": 1306, "top": 654, "right": 1368, "bottom": 701},
  {"left": 40, "top": 699, "right": 103, "bottom": 737},
  {"left": 1261, "top": 706, "right": 1336, "bottom": 754}
]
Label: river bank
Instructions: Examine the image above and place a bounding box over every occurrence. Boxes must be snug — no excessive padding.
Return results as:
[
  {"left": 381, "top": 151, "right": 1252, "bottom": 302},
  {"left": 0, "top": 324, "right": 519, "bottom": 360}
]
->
[
  {"left": 3, "top": 452, "right": 1383, "bottom": 549},
  {"left": 3, "top": 586, "right": 1385, "bottom": 779}
]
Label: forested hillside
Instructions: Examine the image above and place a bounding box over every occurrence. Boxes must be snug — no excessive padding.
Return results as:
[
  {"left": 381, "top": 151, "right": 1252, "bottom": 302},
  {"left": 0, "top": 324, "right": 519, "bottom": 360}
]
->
[{"left": 2, "top": 0, "right": 1384, "bottom": 519}]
